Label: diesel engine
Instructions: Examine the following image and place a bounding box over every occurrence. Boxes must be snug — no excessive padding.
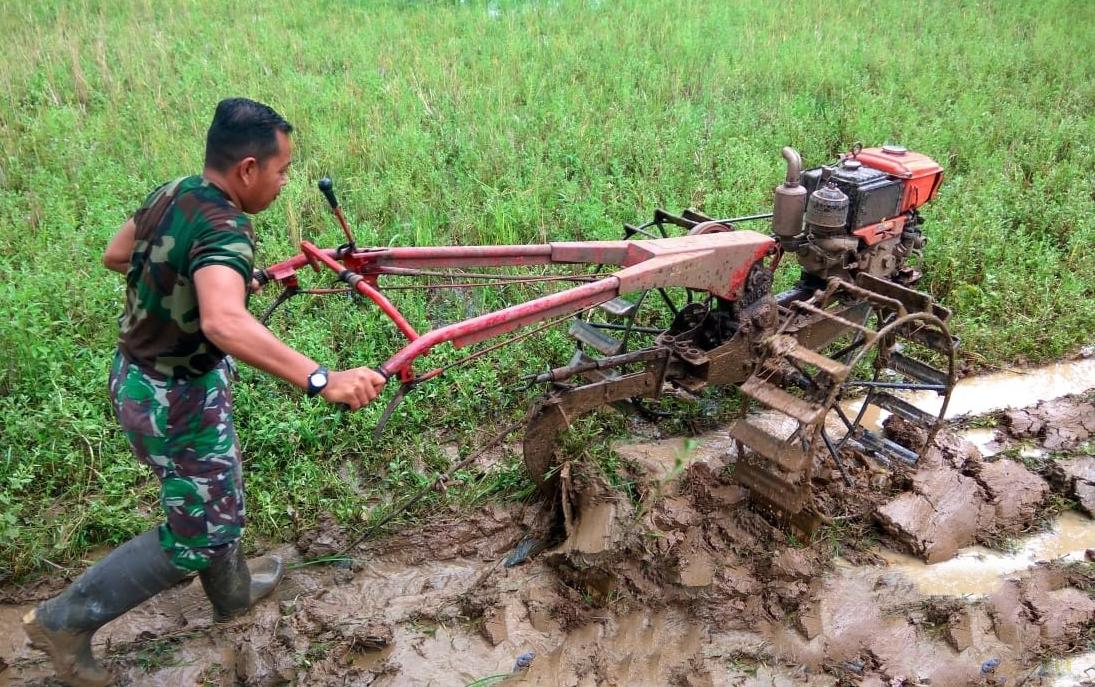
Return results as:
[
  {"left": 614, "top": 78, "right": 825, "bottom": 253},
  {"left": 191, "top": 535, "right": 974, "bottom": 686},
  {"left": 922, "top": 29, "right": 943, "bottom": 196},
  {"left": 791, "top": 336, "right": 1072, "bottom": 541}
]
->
[{"left": 772, "top": 144, "right": 944, "bottom": 287}]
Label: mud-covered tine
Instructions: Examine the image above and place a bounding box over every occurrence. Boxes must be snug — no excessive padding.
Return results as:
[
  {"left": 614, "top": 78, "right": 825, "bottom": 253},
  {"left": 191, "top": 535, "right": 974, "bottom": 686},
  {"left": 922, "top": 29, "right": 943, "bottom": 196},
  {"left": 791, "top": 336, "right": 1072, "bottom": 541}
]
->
[
  {"left": 733, "top": 462, "right": 809, "bottom": 513},
  {"left": 869, "top": 392, "right": 938, "bottom": 428},
  {"left": 740, "top": 377, "right": 827, "bottom": 425},
  {"left": 729, "top": 419, "right": 810, "bottom": 472},
  {"left": 886, "top": 352, "right": 949, "bottom": 388},
  {"left": 854, "top": 273, "right": 933, "bottom": 314},
  {"left": 598, "top": 297, "right": 638, "bottom": 319},
  {"left": 568, "top": 320, "right": 624, "bottom": 356},
  {"left": 792, "top": 301, "right": 877, "bottom": 340},
  {"left": 831, "top": 278, "right": 907, "bottom": 316},
  {"left": 853, "top": 428, "right": 919, "bottom": 465}
]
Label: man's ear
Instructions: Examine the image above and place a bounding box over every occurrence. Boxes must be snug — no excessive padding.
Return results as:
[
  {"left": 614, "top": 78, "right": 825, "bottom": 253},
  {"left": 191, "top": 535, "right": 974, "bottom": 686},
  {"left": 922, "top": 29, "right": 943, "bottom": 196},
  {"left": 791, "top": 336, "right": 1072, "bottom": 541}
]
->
[{"left": 238, "top": 156, "right": 259, "bottom": 187}]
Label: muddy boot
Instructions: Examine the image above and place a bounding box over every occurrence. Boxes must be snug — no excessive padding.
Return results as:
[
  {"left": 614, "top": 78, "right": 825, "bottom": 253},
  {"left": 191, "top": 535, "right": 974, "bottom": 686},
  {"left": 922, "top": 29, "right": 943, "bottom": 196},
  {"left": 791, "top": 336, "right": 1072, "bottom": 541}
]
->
[
  {"left": 22, "top": 529, "right": 190, "bottom": 687},
  {"left": 198, "top": 542, "right": 284, "bottom": 622}
]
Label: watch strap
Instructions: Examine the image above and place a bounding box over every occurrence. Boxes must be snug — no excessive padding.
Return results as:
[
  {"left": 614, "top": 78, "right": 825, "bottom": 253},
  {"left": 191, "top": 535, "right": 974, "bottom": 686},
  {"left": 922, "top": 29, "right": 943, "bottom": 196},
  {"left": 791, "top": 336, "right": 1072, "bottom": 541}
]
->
[{"left": 306, "top": 366, "right": 329, "bottom": 397}]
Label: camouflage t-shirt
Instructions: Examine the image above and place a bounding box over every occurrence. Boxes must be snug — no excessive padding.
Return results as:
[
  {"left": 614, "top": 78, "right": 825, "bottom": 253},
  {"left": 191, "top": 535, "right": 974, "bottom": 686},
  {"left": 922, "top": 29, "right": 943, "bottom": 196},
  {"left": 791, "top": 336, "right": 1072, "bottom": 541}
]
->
[{"left": 118, "top": 176, "right": 255, "bottom": 379}]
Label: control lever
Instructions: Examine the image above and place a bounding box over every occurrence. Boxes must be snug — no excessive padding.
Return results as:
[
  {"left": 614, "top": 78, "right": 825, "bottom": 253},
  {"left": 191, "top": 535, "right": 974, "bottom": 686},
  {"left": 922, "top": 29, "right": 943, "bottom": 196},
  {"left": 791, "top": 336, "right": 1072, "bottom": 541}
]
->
[{"left": 317, "top": 176, "right": 356, "bottom": 247}]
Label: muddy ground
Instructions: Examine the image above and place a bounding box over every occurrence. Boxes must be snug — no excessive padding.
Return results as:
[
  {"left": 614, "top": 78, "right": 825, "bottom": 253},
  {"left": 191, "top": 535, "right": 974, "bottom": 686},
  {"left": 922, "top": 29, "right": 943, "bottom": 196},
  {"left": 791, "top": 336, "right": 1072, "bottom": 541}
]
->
[{"left": 2, "top": 365, "right": 1094, "bottom": 687}]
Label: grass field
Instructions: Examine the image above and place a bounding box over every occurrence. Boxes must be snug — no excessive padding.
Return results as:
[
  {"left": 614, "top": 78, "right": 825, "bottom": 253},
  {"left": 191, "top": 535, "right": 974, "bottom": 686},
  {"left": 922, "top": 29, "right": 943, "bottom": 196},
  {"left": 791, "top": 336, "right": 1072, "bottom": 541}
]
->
[{"left": 1, "top": 0, "right": 1092, "bottom": 579}]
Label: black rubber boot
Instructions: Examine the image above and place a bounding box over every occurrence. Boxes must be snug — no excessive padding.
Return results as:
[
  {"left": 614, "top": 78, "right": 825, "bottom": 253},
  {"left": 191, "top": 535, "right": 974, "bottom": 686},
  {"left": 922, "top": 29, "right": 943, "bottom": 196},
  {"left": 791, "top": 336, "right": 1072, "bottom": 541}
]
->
[
  {"left": 22, "top": 528, "right": 190, "bottom": 687},
  {"left": 198, "top": 542, "right": 284, "bottom": 622}
]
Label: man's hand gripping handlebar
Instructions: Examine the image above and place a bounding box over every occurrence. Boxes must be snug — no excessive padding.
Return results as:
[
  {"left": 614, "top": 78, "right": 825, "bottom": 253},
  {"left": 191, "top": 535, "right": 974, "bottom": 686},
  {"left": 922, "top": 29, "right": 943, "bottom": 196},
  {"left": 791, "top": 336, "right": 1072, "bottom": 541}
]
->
[{"left": 325, "top": 367, "right": 389, "bottom": 412}]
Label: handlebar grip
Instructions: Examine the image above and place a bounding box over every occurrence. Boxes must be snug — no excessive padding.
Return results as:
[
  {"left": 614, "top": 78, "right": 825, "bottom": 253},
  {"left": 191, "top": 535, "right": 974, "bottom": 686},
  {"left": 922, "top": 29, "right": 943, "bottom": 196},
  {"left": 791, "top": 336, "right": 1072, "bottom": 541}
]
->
[{"left": 318, "top": 177, "right": 339, "bottom": 210}]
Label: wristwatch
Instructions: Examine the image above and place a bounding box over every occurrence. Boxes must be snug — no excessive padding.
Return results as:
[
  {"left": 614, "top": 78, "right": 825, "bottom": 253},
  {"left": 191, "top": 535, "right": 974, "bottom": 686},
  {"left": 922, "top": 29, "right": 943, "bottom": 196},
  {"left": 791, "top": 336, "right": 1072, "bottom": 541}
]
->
[{"left": 306, "top": 366, "right": 330, "bottom": 397}]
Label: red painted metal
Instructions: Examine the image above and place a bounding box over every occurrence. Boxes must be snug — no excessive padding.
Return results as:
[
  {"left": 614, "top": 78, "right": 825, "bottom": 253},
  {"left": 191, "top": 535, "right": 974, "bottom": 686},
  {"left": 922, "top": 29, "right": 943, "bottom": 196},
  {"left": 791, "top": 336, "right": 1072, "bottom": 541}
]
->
[
  {"left": 332, "top": 207, "right": 355, "bottom": 245},
  {"left": 729, "top": 241, "right": 780, "bottom": 293},
  {"left": 264, "top": 251, "right": 331, "bottom": 281},
  {"left": 265, "top": 231, "right": 776, "bottom": 380},
  {"left": 299, "top": 241, "right": 419, "bottom": 342},
  {"left": 852, "top": 215, "right": 908, "bottom": 246},
  {"left": 853, "top": 147, "right": 944, "bottom": 213},
  {"left": 379, "top": 278, "right": 618, "bottom": 378},
  {"left": 379, "top": 245, "right": 554, "bottom": 269}
]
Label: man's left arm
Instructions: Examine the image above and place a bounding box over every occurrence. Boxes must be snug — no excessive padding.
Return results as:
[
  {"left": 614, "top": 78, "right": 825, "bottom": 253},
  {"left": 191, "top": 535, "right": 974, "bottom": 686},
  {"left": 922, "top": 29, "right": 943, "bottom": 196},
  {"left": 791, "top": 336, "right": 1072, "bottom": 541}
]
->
[{"left": 103, "top": 217, "right": 137, "bottom": 274}]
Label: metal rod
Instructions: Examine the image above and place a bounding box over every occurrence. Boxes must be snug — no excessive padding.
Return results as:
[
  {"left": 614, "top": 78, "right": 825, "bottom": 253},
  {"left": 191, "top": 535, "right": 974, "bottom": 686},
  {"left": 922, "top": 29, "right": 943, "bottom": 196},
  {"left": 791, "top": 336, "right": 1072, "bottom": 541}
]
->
[
  {"left": 827, "top": 336, "right": 868, "bottom": 363},
  {"left": 586, "top": 322, "right": 663, "bottom": 334},
  {"left": 527, "top": 347, "right": 665, "bottom": 384},
  {"left": 332, "top": 207, "right": 355, "bottom": 246},
  {"left": 377, "top": 266, "right": 598, "bottom": 282},
  {"left": 301, "top": 241, "right": 420, "bottom": 342},
  {"left": 380, "top": 277, "right": 598, "bottom": 290},
  {"left": 627, "top": 226, "right": 659, "bottom": 239},
  {"left": 301, "top": 288, "right": 351, "bottom": 295},
  {"left": 379, "top": 278, "right": 619, "bottom": 378},
  {"left": 843, "top": 381, "right": 947, "bottom": 391},
  {"left": 833, "top": 403, "right": 857, "bottom": 432},
  {"left": 424, "top": 304, "right": 604, "bottom": 382},
  {"left": 821, "top": 429, "right": 853, "bottom": 487},
  {"left": 714, "top": 212, "right": 774, "bottom": 224}
]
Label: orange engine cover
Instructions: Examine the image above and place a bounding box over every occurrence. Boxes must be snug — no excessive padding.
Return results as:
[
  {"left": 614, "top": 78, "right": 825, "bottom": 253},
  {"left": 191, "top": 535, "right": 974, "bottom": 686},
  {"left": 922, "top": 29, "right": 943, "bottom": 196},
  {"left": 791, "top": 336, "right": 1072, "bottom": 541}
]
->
[{"left": 852, "top": 146, "right": 943, "bottom": 214}]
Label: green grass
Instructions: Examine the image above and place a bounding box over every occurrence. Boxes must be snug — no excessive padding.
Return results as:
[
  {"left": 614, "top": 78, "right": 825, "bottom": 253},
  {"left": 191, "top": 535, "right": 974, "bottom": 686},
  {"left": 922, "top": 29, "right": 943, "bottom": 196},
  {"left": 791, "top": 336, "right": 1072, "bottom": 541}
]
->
[{"left": 1, "top": 0, "right": 1093, "bottom": 578}]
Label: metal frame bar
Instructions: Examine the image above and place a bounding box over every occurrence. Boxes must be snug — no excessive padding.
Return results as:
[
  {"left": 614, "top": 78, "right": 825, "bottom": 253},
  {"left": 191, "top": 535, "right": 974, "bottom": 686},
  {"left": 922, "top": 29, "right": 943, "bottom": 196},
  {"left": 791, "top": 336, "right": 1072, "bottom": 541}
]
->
[{"left": 261, "top": 231, "right": 776, "bottom": 382}]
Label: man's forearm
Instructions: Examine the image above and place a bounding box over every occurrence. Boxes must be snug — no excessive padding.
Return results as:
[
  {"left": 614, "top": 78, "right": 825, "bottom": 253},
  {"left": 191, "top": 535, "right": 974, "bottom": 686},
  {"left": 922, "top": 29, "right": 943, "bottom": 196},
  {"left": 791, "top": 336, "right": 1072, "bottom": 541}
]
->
[
  {"left": 195, "top": 265, "right": 385, "bottom": 409},
  {"left": 104, "top": 257, "right": 129, "bottom": 274},
  {"left": 203, "top": 311, "right": 317, "bottom": 390},
  {"left": 103, "top": 218, "right": 137, "bottom": 274}
]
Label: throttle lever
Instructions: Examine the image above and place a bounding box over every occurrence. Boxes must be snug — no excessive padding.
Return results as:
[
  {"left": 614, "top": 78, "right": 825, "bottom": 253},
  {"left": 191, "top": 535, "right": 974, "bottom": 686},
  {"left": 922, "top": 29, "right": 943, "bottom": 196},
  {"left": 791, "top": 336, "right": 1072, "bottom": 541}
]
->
[
  {"left": 318, "top": 176, "right": 339, "bottom": 209},
  {"left": 317, "top": 177, "right": 356, "bottom": 247}
]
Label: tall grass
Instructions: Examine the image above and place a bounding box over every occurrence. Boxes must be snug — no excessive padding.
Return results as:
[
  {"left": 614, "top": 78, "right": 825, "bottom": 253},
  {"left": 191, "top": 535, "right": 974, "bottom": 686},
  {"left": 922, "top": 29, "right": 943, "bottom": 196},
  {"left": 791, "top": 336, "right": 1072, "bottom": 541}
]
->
[{"left": 1, "top": 0, "right": 1092, "bottom": 578}]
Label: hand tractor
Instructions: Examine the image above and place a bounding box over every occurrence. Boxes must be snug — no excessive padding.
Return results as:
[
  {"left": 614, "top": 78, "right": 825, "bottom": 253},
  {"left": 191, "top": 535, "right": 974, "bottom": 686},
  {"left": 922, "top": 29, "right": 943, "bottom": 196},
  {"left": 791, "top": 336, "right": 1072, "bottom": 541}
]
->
[{"left": 258, "top": 144, "right": 956, "bottom": 531}]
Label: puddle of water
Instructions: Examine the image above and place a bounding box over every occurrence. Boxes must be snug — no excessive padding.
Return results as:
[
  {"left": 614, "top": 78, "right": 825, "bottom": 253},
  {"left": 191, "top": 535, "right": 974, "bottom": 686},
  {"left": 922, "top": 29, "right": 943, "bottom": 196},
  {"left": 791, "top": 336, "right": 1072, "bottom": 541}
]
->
[
  {"left": 619, "top": 358, "right": 1095, "bottom": 474},
  {"left": 844, "top": 357, "right": 1095, "bottom": 435},
  {"left": 908, "top": 358, "right": 1095, "bottom": 420},
  {"left": 1052, "top": 650, "right": 1095, "bottom": 686},
  {"left": 879, "top": 511, "right": 1095, "bottom": 597},
  {"left": 960, "top": 426, "right": 999, "bottom": 456},
  {"left": 957, "top": 427, "right": 1049, "bottom": 459}
]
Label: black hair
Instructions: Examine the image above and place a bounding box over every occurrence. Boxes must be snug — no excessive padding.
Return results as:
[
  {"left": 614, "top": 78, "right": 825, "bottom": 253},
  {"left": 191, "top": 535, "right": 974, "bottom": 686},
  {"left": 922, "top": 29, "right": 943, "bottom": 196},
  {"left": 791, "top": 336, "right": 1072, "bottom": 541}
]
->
[{"left": 204, "top": 98, "right": 293, "bottom": 172}]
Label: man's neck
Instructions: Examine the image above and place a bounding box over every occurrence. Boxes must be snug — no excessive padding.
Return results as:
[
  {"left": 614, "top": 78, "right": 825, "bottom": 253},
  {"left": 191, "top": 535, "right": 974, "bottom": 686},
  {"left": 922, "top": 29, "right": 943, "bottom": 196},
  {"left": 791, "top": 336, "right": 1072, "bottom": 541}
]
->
[{"left": 201, "top": 168, "right": 244, "bottom": 210}]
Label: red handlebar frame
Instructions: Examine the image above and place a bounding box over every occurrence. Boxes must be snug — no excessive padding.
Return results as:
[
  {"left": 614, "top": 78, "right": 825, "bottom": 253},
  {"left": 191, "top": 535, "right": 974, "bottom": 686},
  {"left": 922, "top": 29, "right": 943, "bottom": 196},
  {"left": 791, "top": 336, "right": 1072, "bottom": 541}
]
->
[{"left": 263, "top": 231, "right": 776, "bottom": 384}]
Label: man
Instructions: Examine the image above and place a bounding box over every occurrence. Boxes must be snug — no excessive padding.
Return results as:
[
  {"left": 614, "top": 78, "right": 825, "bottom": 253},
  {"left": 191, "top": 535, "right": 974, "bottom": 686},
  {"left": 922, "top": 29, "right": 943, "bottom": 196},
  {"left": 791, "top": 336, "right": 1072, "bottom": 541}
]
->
[{"left": 23, "top": 98, "right": 386, "bottom": 687}]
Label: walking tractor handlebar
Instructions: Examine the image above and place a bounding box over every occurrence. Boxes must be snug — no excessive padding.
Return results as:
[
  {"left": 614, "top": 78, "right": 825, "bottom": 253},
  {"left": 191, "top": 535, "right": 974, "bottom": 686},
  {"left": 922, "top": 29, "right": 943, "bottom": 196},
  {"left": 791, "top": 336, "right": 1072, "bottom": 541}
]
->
[{"left": 259, "top": 178, "right": 777, "bottom": 385}]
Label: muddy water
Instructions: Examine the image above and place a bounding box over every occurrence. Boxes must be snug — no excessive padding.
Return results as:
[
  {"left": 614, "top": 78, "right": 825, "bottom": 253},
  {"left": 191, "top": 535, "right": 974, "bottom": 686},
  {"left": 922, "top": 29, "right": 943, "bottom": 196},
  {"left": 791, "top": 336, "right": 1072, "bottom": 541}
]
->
[
  {"left": 4, "top": 360, "right": 1095, "bottom": 687},
  {"left": 842, "top": 357, "right": 1095, "bottom": 436},
  {"left": 616, "top": 356, "right": 1095, "bottom": 596},
  {"left": 878, "top": 510, "right": 1095, "bottom": 596},
  {"left": 321, "top": 557, "right": 536, "bottom": 685},
  {"left": 906, "top": 357, "right": 1095, "bottom": 420},
  {"left": 1053, "top": 651, "right": 1095, "bottom": 686},
  {"left": 625, "top": 359, "right": 1095, "bottom": 469}
]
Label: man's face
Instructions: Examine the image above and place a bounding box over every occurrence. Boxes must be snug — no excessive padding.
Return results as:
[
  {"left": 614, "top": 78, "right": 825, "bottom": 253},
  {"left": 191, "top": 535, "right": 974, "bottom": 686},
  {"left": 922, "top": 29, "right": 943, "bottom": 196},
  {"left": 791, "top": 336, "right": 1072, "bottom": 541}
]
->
[{"left": 239, "top": 130, "right": 292, "bottom": 214}]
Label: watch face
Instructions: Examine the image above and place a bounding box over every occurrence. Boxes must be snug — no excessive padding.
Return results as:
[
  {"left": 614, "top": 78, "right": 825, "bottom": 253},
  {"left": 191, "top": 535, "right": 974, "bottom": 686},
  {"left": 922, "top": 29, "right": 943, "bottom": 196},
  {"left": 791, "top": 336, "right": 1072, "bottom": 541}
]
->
[{"left": 310, "top": 372, "right": 328, "bottom": 387}]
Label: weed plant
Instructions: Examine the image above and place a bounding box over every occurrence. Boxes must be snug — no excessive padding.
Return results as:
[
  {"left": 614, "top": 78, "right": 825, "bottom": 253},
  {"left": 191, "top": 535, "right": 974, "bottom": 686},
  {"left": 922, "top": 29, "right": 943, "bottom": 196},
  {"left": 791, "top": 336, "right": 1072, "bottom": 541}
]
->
[{"left": 0, "top": 0, "right": 1092, "bottom": 578}]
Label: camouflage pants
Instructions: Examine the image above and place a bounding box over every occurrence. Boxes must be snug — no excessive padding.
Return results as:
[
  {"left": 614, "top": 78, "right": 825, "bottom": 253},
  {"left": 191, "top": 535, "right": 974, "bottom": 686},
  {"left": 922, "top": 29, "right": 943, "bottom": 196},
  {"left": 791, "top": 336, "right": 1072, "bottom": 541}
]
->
[{"left": 109, "top": 350, "right": 245, "bottom": 572}]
